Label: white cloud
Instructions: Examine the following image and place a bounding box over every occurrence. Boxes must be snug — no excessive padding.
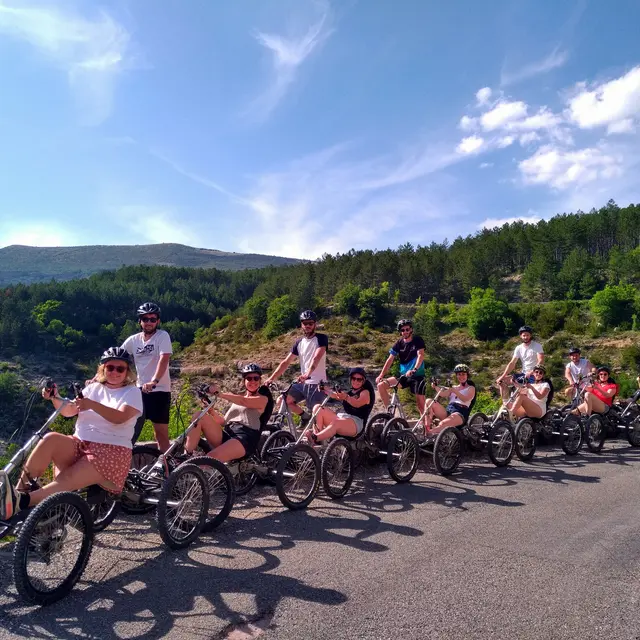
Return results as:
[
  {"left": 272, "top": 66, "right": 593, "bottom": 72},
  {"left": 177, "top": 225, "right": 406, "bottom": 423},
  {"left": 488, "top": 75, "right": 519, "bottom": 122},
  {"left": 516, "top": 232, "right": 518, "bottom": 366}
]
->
[
  {"left": 247, "top": 3, "right": 332, "bottom": 120},
  {"left": 497, "top": 136, "right": 515, "bottom": 148},
  {"left": 566, "top": 65, "right": 640, "bottom": 134},
  {"left": 476, "top": 87, "right": 492, "bottom": 106},
  {"left": 456, "top": 135, "right": 485, "bottom": 154},
  {"left": 519, "top": 145, "right": 623, "bottom": 190},
  {"left": 110, "top": 206, "right": 201, "bottom": 246},
  {"left": 0, "top": 224, "right": 72, "bottom": 248},
  {"left": 481, "top": 100, "right": 528, "bottom": 131},
  {"left": 519, "top": 132, "right": 540, "bottom": 146},
  {"left": 459, "top": 115, "right": 478, "bottom": 131},
  {"left": 479, "top": 214, "right": 541, "bottom": 230},
  {"left": 479, "top": 162, "right": 494, "bottom": 169},
  {"left": 501, "top": 47, "right": 568, "bottom": 86},
  {"left": 0, "top": 3, "right": 136, "bottom": 125}
]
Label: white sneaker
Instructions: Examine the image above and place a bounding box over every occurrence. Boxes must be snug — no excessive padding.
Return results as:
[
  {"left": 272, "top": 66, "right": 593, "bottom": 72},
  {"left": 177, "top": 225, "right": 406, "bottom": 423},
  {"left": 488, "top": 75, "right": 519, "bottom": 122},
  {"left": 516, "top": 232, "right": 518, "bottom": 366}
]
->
[{"left": 0, "top": 471, "right": 19, "bottom": 520}]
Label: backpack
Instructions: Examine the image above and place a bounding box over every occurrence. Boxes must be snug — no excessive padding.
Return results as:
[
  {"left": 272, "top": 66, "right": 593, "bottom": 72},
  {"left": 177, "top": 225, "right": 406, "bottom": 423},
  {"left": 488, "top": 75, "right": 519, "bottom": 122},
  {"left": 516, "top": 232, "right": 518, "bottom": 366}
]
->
[{"left": 258, "top": 385, "right": 275, "bottom": 430}]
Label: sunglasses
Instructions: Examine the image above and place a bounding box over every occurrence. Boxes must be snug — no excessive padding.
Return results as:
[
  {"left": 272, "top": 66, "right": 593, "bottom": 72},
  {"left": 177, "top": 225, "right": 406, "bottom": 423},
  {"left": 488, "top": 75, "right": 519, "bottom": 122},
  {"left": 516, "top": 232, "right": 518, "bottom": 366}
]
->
[
  {"left": 244, "top": 375, "right": 261, "bottom": 382},
  {"left": 105, "top": 364, "right": 127, "bottom": 373},
  {"left": 140, "top": 316, "right": 159, "bottom": 323},
  {"left": 301, "top": 321, "right": 315, "bottom": 327},
  {"left": 598, "top": 372, "right": 609, "bottom": 376},
  {"left": 351, "top": 376, "right": 365, "bottom": 382},
  {"left": 400, "top": 328, "right": 412, "bottom": 333}
]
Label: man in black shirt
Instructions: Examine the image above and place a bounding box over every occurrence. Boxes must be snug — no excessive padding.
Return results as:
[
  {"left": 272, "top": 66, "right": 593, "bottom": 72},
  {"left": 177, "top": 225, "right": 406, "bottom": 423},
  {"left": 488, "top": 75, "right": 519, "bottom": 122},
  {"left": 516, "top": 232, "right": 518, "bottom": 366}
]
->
[{"left": 376, "top": 319, "right": 426, "bottom": 417}]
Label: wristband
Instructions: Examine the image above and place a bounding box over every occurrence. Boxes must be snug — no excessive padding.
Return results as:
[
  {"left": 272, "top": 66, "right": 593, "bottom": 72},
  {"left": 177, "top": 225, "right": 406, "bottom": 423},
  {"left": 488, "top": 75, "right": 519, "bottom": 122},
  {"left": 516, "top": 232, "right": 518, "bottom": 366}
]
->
[{"left": 153, "top": 378, "right": 160, "bottom": 384}]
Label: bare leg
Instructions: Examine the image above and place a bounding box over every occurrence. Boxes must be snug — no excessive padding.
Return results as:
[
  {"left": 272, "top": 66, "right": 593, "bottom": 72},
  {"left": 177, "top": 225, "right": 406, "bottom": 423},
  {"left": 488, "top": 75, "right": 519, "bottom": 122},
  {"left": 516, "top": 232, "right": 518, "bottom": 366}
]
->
[
  {"left": 19, "top": 433, "right": 77, "bottom": 490},
  {"left": 429, "top": 411, "right": 464, "bottom": 437},
  {"left": 286, "top": 395, "right": 304, "bottom": 416},
  {"left": 315, "top": 416, "right": 358, "bottom": 443},
  {"left": 423, "top": 399, "right": 436, "bottom": 430},
  {"left": 377, "top": 378, "right": 397, "bottom": 412},
  {"left": 185, "top": 413, "right": 223, "bottom": 453},
  {"left": 208, "top": 438, "right": 246, "bottom": 463},
  {"left": 512, "top": 396, "right": 544, "bottom": 419},
  {"left": 426, "top": 403, "right": 450, "bottom": 436},
  {"left": 153, "top": 423, "right": 170, "bottom": 453}
]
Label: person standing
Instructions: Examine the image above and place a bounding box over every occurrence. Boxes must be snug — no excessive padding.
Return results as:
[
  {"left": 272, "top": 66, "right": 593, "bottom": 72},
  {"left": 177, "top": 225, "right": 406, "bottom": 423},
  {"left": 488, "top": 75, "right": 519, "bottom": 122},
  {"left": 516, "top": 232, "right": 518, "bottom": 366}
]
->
[{"left": 122, "top": 302, "right": 172, "bottom": 451}]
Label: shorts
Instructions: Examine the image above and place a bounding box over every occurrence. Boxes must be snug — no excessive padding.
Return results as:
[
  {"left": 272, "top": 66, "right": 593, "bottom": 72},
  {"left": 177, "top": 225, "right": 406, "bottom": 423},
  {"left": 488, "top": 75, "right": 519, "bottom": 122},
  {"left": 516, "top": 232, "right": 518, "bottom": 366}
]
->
[
  {"left": 222, "top": 423, "right": 261, "bottom": 457},
  {"left": 336, "top": 412, "right": 365, "bottom": 435},
  {"left": 446, "top": 402, "right": 471, "bottom": 422},
  {"left": 289, "top": 383, "right": 327, "bottom": 409},
  {"left": 398, "top": 375, "right": 426, "bottom": 396},
  {"left": 513, "top": 373, "right": 535, "bottom": 384},
  {"left": 71, "top": 437, "right": 132, "bottom": 494},
  {"left": 132, "top": 390, "right": 171, "bottom": 443}
]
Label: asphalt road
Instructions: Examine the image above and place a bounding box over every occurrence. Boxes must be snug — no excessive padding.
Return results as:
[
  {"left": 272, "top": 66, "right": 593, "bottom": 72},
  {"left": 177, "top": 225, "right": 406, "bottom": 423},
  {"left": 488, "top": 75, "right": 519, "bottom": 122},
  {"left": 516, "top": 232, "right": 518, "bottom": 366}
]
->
[{"left": 1, "top": 440, "right": 639, "bottom": 640}]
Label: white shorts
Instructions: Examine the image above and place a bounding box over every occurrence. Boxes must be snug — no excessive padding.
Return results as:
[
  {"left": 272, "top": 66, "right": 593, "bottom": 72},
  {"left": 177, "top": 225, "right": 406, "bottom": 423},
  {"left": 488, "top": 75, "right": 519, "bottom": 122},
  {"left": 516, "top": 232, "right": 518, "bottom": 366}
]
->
[{"left": 336, "top": 412, "right": 364, "bottom": 435}]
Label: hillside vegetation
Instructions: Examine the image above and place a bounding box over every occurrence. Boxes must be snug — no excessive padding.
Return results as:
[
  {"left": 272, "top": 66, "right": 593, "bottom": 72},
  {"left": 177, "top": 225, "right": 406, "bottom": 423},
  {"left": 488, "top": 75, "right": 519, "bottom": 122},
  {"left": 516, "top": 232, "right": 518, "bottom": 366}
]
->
[
  {"left": 0, "top": 243, "right": 301, "bottom": 286},
  {"left": 1, "top": 200, "right": 640, "bottom": 438}
]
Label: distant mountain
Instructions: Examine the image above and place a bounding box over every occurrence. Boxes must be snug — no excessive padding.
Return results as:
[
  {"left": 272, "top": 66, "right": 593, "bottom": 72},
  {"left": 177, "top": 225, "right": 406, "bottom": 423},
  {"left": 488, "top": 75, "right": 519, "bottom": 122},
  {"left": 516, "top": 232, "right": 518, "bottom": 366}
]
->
[{"left": 0, "top": 243, "right": 301, "bottom": 286}]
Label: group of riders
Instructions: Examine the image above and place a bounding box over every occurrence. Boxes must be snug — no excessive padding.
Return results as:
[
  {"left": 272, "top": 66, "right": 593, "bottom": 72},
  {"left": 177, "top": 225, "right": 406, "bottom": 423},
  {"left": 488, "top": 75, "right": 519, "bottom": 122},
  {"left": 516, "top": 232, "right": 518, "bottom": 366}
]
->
[{"left": 0, "top": 303, "right": 621, "bottom": 522}]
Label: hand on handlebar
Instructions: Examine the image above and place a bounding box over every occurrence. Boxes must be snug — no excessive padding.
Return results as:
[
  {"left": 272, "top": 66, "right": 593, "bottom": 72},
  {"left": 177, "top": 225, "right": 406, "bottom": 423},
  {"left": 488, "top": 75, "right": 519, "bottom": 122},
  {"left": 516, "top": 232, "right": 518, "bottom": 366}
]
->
[{"left": 42, "top": 383, "right": 58, "bottom": 400}]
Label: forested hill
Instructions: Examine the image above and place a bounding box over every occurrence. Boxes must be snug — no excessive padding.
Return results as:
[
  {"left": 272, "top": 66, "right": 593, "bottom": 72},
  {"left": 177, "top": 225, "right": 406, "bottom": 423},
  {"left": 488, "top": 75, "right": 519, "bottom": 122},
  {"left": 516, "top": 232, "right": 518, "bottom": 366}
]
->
[{"left": 0, "top": 243, "right": 301, "bottom": 286}]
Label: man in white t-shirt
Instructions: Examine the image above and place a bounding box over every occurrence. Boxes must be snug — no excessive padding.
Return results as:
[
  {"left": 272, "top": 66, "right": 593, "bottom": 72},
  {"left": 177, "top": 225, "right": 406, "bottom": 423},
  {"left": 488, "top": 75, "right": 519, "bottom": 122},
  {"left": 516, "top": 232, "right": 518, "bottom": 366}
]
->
[
  {"left": 121, "top": 302, "right": 172, "bottom": 451},
  {"left": 564, "top": 347, "right": 593, "bottom": 398},
  {"left": 265, "top": 310, "right": 328, "bottom": 419},
  {"left": 497, "top": 325, "right": 544, "bottom": 400}
]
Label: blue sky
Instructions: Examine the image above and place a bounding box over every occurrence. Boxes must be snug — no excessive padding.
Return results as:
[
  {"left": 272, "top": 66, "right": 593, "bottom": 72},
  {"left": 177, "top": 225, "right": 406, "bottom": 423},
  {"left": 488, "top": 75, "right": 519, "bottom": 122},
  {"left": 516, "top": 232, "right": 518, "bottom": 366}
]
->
[{"left": 1, "top": 0, "right": 640, "bottom": 259}]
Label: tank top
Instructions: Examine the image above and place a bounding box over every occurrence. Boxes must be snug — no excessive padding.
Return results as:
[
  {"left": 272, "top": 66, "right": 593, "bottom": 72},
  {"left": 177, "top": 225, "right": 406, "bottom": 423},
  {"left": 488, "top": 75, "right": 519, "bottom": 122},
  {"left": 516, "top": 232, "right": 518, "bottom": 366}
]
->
[
  {"left": 449, "top": 384, "right": 475, "bottom": 408},
  {"left": 342, "top": 383, "right": 374, "bottom": 423},
  {"left": 225, "top": 401, "right": 261, "bottom": 430},
  {"left": 526, "top": 382, "right": 550, "bottom": 412}
]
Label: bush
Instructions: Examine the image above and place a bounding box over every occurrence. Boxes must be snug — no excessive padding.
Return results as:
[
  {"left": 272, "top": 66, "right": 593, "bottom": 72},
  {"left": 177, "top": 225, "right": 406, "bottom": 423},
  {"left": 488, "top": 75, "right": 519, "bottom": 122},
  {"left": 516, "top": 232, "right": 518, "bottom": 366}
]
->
[
  {"left": 358, "top": 282, "right": 390, "bottom": 327},
  {"left": 590, "top": 284, "right": 637, "bottom": 329},
  {"left": 333, "top": 283, "right": 362, "bottom": 317},
  {"left": 467, "top": 288, "right": 510, "bottom": 341},
  {"left": 413, "top": 298, "right": 441, "bottom": 342},
  {"left": 615, "top": 372, "right": 639, "bottom": 399},
  {"left": 244, "top": 295, "right": 269, "bottom": 330},
  {"left": 621, "top": 345, "right": 640, "bottom": 370},
  {"left": 0, "top": 372, "right": 20, "bottom": 406},
  {"left": 473, "top": 391, "right": 501, "bottom": 415},
  {"left": 264, "top": 295, "right": 298, "bottom": 338}
]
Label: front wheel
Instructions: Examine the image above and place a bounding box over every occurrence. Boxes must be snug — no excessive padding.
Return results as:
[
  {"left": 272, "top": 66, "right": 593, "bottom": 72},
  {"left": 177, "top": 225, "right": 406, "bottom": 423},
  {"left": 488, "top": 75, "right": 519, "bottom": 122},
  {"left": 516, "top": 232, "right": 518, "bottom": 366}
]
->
[
  {"left": 180, "top": 457, "right": 235, "bottom": 532},
  {"left": 627, "top": 415, "right": 640, "bottom": 447},
  {"left": 321, "top": 439, "right": 355, "bottom": 499},
  {"left": 387, "top": 431, "right": 419, "bottom": 483},
  {"left": 561, "top": 415, "right": 583, "bottom": 456},
  {"left": 466, "top": 412, "right": 487, "bottom": 451},
  {"left": 381, "top": 417, "right": 410, "bottom": 448},
  {"left": 86, "top": 488, "right": 120, "bottom": 533},
  {"left": 433, "top": 427, "right": 463, "bottom": 476},
  {"left": 366, "top": 412, "right": 392, "bottom": 450},
  {"left": 514, "top": 419, "right": 537, "bottom": 462},
  {"left": 487, "top": 421, "right": 515, "bottom": 467},
  {"left": 13, "top": 492, "right": 94, "bottom": 606},
  {"left": 156, "top": 464, "right": 209, "bottom": 549},
  {"left": 585, "top": 414, "right": 607, "bottom": 453},
  {"left": 275, "top": 444, "right": 320, "bottom": 510}
]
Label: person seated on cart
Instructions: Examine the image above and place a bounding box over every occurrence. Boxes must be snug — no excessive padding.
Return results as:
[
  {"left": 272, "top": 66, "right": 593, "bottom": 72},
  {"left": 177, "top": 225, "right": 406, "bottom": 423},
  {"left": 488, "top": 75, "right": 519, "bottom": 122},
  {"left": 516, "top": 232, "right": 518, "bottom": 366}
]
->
[
  {"left": 303, "top": 367, "right": 375, "bottom": 444},
  {"left": 184, "top": 363, "right": 273, "bottom": 462},
  {"left": 424, "top": 364, "right": 476, "bottom": 437},
  {"left": 563, "top": 347, "right": 593, "bottom": 399},
  {"left": 508, "top": 364, "right": 551, "bottom": 420},
  {"left": 574, "top": 365, "right": 618, "bottom": 417},
  {"left": 0, "top": 347, "right": 142, "bottom": 521}
]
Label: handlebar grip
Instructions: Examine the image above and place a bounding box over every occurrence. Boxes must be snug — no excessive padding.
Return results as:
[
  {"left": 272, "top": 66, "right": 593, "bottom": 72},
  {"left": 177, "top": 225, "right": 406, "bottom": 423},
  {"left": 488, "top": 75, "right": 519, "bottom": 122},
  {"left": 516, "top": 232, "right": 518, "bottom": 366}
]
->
[{"left": 72, "top": 382, "right": 84, "bottom": 399}]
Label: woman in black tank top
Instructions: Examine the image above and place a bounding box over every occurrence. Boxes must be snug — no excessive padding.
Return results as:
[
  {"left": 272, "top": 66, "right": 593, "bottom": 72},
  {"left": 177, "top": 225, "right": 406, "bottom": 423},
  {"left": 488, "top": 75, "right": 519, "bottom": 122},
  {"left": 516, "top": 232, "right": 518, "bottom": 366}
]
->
[{"left": 304, "top": 368, "right": 375, "bottom": 444}]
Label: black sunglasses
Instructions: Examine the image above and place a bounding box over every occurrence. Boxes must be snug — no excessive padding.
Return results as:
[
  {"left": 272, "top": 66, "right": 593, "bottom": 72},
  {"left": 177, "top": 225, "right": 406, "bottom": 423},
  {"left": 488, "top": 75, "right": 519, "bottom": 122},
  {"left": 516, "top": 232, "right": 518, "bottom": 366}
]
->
[
  {"left": 244, "top": 375, "right": 261, "bottom": 382},
  {"left": 105, "top": 364, "right": 127, "bottom": 373},
  {"left": 140, "top": 316, "right": 159, "bottom": 323},
  {"left": 351, "top": 376, "right": 365, "bottom": 382}
]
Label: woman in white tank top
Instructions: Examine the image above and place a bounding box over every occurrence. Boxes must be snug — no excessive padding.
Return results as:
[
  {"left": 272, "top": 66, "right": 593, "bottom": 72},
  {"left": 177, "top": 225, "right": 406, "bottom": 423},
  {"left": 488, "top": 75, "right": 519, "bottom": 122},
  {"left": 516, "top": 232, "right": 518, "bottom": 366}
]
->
[{"left": 510, "top": 365, "right": 550, "bottom": 419}]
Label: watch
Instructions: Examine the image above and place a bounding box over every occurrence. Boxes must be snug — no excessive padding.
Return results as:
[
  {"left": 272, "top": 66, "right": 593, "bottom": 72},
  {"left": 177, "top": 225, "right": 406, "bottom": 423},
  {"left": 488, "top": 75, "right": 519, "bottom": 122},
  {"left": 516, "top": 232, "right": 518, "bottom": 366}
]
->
[{"left": 152, "top": 378, "right": 159, "bottom": 384}]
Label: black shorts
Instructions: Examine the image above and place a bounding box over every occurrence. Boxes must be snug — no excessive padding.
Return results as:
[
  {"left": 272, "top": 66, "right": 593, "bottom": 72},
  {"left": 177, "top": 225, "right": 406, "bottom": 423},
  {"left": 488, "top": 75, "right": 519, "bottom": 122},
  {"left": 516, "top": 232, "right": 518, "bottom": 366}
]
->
[
  {"left": 132, "top": 391, "right": 171, "bottom": 443},
  {"left": 398, "top": 375, "right": 426, "bottom": 396},
  {"left": 446, "top": 402, "right": 471, "bottom": 422},
  {"left": 223, "top": 423, "right": 261, "bottom": 457}
]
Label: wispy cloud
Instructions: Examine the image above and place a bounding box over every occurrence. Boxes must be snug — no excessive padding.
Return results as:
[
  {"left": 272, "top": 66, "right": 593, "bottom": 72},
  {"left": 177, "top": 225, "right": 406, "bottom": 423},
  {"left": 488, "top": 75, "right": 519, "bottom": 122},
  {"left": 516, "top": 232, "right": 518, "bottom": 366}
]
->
[
  {"left": 0, "top": 222, "right": 74, "bottom": 248},
  {"left": 0, "top": 2, "right": 138, "bottom": 124},
  {"left": 245, "top": 2, "right": 332, "bottom": 121},
  {"left": 109, "top": 205, "right": 201, "bottom": 246},
  {"left": 478, "top": 214, "right": 541, "bottom": 230},
  {"left": 500, "top": 47, "right": 568, "bottom": 86}
]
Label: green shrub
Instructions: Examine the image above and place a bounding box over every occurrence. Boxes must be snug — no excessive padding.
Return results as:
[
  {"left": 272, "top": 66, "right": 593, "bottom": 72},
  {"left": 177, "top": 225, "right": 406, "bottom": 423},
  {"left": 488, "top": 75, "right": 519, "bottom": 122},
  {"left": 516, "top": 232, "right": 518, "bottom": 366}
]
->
[
  {"left": 473, "top": 390, "right": 501, "bottom": 415},
  {"left": 621, "top": 344, "right": 640, "bottom": 370},
  {"left": 467, "top": 288, "right": 510, "bottom": 341},
  {"left": 615, "top": 372, "right": 639, "bottom": 399},
  {"left": 413, "top": 298, "right": 441, "bottom": 342},
  {"left": 333, "top": 283, "right": 362, "bottom": 317},
  {"left": 244, "top": 295, "right": 269, "bottom": 330},
  {"left": 264, "top": 295, "right": 298, "bottom": 338},
  {"left": 590, "top": 284, "right": 637, "bottom": 329}
]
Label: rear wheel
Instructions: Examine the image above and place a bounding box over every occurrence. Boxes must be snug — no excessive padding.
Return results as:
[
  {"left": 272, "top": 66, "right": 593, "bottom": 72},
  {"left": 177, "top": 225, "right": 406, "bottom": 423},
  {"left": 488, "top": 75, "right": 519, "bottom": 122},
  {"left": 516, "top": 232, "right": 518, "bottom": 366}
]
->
[
  {"left": 260, "top": 430, "right": 295, "bottom": 483},
  {"left": 232, "top": 456, "right": 259, "bottom": 496},
  {"left": 386, "top": 431, "right": 419, "bottom": 483},
  {"left": 13, "top": 492, "right": 93, "bottom": 606},
  {"left": 275, "top": 443, "right": 320, "bottom": 510},
  {"left": 628, "top": 414, "right": 640, "bottom": 447},
  {"left": 487, "top": 420, "right": 515, "bottom": 467},
  {"left": 86, "top": 488, "right": 120, "bottom": 533},
  {"left": 321, "top": 439, "right": 355, "bottom": 499},
  {"left": 585, "top": 414, "right": 607, "bottom": 453},
  {"left": 121, "top": 445, "right": 162, "bottom": 515},
  {"left": 561, "top": 415, "right": 583, "bottom": 456},
  {"left": 466, "top": 412, "right": 487, "bottom": 451},
  {"left": 366, "top": 412, "right": 392, "bottom": 450},
  {"left": 381, "top": 417, "right": 409, "bottom": 448},
  {"left": 433, "top": 427, "right": 463, "bottom": 476},
  {"left": 181, "top": 457, "right": 235, "bottom": 532},
  {"left": 156, "top": 463, "right": 209, "bottom": 550},
  {"left": 514, "top": 419, "right": 537, "bottom": 462}
]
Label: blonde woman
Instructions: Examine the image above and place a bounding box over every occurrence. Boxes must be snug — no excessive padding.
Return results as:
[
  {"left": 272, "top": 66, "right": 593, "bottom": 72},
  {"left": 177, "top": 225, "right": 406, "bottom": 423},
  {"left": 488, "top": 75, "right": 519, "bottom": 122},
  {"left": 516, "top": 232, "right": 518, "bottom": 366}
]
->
[{"left": 0, "top": 347, "right": 142, "bottom": 520}]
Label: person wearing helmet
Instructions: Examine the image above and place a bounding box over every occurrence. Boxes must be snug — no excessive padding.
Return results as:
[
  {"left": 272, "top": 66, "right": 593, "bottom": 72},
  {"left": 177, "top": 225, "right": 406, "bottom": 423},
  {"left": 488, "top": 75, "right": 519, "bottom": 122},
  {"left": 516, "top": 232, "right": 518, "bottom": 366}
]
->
[
  {"left": 303, "top": 368, "right": 375, "bottom": 444},
  {"left": 121, "top": 302, "right": 173, "bottom": 451},
  {"left": 564, "top": 347, "right": 593, "bottom": 399},
  {"left": 423, "top": 365, "right": 476, "bottom": 436},
  {"left": 496, "top": 325, "right": 544, "bottom": 399},
  {"left": 265, "top": 310, "right": 328, "bottom": 420},
  {"left": 574, "top": 366, "right": 618, "bottom": 417},
  {"left": 509, "top": 364, "right": 551, "bottom": 419},
  {"left": 184, "top": 364, "right": 272, "bottom": 461},
  {"left": 376, "top": 319, "right": 426, "bottom": 417},
  {"left": 0, "top": 348, "right": 142, "bottom": 520}
]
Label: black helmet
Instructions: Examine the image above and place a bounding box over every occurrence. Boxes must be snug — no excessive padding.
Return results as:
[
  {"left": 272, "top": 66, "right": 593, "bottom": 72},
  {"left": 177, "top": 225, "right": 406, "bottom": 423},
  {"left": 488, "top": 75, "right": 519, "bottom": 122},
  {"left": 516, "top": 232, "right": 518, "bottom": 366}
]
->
[
  {"left": 137, "top": 302, "right": 161, "bottom": 318},
  {"left": 349, "top": 367, "right": 366, "bottom": 378},
  {"left": 453, "top": 364, "right": 470, "bottom": 374},
  {"left": 100, "top": 347, "right": 132, "bottom": 366},
  {"left": 569, "top": 347, "right": 581, "bottom": 355},
  {"left": 299, "top": 310, "right": 317, "bottom": 322},
  {"left": 241, "top": 363, "right": 262, "bottom": 377},
  {"left": 518, "top": 325, "right": 533, "bottom": 334},
  {"left": 533, "top": 364, "right": 546, "bottom": 374},
  {"left": 397, "top": 319, "right": 412, "bottom": 332},
  {"left": 597, "top": 365, "right": 610, "bottom": 374}
]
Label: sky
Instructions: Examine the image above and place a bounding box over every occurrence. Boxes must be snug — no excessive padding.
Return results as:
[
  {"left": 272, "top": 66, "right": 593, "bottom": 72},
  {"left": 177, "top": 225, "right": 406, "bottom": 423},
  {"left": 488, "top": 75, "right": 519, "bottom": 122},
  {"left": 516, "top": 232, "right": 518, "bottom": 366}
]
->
[{"left": 1, "top": 0, "right": 640, "bottom": 259}]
